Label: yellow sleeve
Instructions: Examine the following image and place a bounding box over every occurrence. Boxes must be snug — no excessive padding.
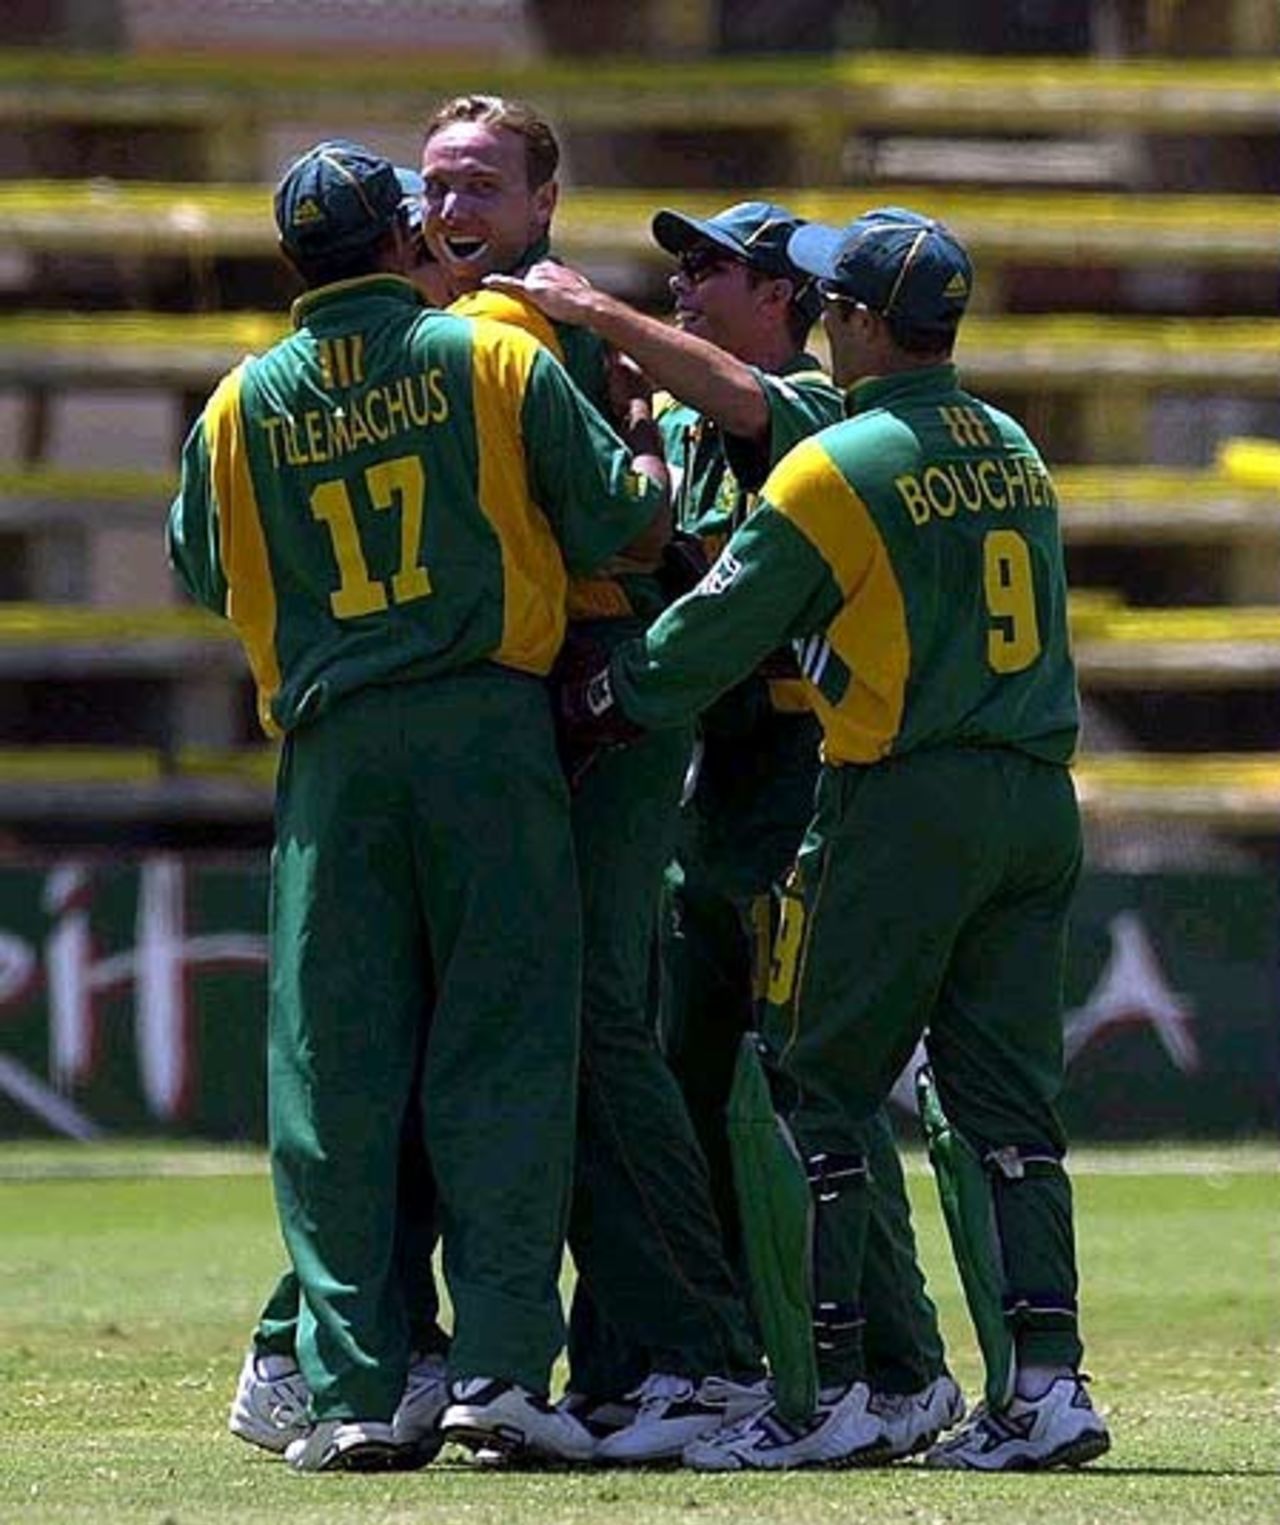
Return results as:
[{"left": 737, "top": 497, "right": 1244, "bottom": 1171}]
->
[{"left": 449, "top": 289, "right": 565, "bottom": 363}]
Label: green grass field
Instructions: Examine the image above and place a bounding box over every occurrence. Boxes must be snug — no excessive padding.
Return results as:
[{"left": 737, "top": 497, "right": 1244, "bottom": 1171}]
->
[{"left": 0, "top": 1142, "right": 1276, "bottom": 1524}]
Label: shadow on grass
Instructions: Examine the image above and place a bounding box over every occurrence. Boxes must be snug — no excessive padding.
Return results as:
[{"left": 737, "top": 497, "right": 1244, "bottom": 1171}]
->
[
  {"left": 1047, "top": 1464, "right": 1280, "bottom": 1478},
  {"left": 401, "top": 1458, "right": 1280, "bottom": 1479}
]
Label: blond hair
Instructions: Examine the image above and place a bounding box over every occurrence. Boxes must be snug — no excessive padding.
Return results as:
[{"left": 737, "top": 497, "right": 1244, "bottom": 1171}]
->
[{"left": 423, "top": 94, "right": 560, "bottom": 190}]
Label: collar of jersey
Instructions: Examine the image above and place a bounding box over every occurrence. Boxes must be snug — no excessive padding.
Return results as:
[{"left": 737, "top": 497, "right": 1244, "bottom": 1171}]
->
[
  {"left": 291, "top": 274, "right": 425, "bottom": 329},
  {"left": 846, "top": 361, "right": 958, "bottom": 416}
]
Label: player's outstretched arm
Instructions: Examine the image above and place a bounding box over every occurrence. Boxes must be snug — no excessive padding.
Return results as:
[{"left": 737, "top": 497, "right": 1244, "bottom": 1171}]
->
[{"left": 487, "top": 262, "right": 770, "bottom": 442}]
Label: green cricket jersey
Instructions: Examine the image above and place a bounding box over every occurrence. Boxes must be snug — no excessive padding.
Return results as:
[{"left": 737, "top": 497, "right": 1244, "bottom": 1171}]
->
[
  {"left": 500, "top": 237, "right": 660, "bottom": 622},
  {"left": 168, "top": 275, "right": 661, "bottom": 736},
  {"left": 511, "top": 234, "right": 611, "bottom": 415},
  {"left": 452, "top": 282, "right": 662, "bottom": 626},
  {"left": 660, "top": 353, "right": 841, "bottom": 553},
  {"left": 659, "top": 352, "right": 841, "bottom": 715},
  {"left": 615, "top": 362, "right": 1079, "bottom": 765}
]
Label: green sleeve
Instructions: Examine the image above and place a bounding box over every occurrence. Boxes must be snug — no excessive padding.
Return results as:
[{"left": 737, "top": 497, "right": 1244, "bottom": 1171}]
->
[
  {"left": 611, "top": 506, "right": 842, "bottom": 729},
  {"left": 554, "top": 321, "right": 611, "bottom": 412},
  {"left": 520, "top": 348, "right": 663, "bottom": 577},
  {"left": 722, "top": 367, "right": 843, "bottom": 491},
  {"left": 166, "top": 407, "right": 228, "bottom": 614}
]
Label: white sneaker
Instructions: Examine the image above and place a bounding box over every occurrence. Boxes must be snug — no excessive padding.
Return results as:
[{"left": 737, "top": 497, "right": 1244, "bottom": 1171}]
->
[
  {"left": 682, "top": 1381, "right": 889, "bottom": 1472},
  {"left": 391, "top": 1350, "right": 450, "bottom": 1466},
  {"left": 925, "top": 1375, "right": 1110, "bottom": 1471},
  {"left": 871, "top": 1371, "right": 966, "bottom": 1461},
  {"left": 284, "top": 1418, "right": 402, "bottom": 1473},
  {"left": 596, "top": 1372, "right": 769, "bottom": 1464},
  {"left": 440, "top": 1378, "right": 597, "bottom": 1465},
  {"left": 227, "top": 1350, "right": 310, "bottom": 1454},
  {"left": 558, "top": 1391, "right": 640, "bottom": 1439},
  {"left": 466, "top": 1392, "right": 635, "bottom": 1470}
]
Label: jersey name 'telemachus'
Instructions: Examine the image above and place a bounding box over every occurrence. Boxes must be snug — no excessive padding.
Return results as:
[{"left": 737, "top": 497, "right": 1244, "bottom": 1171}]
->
[{"left": 258, "top": 368, "right": 450, "bottom": 468}]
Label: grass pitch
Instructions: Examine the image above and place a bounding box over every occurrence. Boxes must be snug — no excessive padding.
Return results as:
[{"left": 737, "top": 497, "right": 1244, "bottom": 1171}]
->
[{"left": 0, "top": 1142, "right": 1276, "bottom": 1524}]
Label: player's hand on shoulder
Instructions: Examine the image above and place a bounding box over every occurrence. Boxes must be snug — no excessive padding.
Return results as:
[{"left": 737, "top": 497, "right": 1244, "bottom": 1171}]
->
[{"left": 484, "top": 260, "right": 596, "bottom": 324}]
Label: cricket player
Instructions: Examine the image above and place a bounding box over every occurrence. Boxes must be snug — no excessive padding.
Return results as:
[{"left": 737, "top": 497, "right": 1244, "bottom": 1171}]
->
[
  {"left": 419, "top": 95, "right": 767, "bottom": 1455},
  {"left": 170, "top": 139, "right": 668, "bottom": 1471},
  {"left": 227, "top": 171, "right": 455, "bottom": 1467},
  {"left": 494, "top": 198, "right": 961, "bottom": 1464},
  {"left": 560, "top": 207, "right": 1111, "bottom": 1472},
  {"left": 228, "top": 129, "right": 762, "bottom": 1467}
]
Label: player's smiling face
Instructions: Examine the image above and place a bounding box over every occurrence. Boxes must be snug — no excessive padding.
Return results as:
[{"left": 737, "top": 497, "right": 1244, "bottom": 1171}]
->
[
  {"left": 420, "top": 121, "right": 557, "bottom": 288},
  {"left": 668, "top": 245, "right": 760, "bottom": 356}
]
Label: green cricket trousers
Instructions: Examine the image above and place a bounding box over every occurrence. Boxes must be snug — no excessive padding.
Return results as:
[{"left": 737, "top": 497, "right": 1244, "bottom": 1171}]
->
[
  {"left": 661, "top": 707, "right": 947, "bottom": 1394},
  {"left": 251, "top": 1110, "right": 447, "bottom": 1365},
  {"left": 764, "top": 744, "right": 1086, "bottom": 1385},
  {"left": 269, "top": 667, "right": 580, "bottom": 1420},
  {"left": 564, "top": 617, "right": 761, "bottom": 1397},
  {"left": 566, "top": 722, "right": 761, "bottom": 1394}
]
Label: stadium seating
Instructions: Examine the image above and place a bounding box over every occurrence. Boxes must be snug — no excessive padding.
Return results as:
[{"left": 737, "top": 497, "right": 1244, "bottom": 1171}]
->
[
  {"left": 8, "top": 181, "right": 1280, "bottom": 268},
  {"left": 4, "top": 48, "right": 1280, "bottom": 179},
  {"left": 8, "top": 309, "right": 1280, "bottom": 399},
  {"left": 11, "top": 462, "right": 1274, "bottom": 543},
  {"left": 2, "top": 41, "right": 1278, "bottom": 844},
  {"left": 4, "top": 739, "right": 1278, "bottom": 835}
]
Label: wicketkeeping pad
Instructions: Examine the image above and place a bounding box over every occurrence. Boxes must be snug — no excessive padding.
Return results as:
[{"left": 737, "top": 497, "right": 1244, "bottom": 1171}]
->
[{"left": 727, "top": 1032, "right": 818, "bottom": 1425}]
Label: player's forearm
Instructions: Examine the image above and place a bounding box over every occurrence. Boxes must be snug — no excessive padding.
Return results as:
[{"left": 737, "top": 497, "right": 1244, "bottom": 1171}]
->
[
  {"left": 576, "top": 290, "right": 769, "bottom": 441},
  {"left": 613, "top": 396, "right": 672, "bottom": 564},
  {"left": 488, "top": 267, "right": 770, "bottom": 441},
  {"left": 612, "top": 563, "right": 787, "bottom": 728},
  {"left": 610, "top": 598, "right": 781, "bottom": 730},
  {"left": 611, "top": 510, "right": 838, "bottom": 727}
]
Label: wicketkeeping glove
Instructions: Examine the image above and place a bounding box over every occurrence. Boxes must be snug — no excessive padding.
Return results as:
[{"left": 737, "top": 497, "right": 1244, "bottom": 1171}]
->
[
  {"left": 656, "top": 530, "right": 713, "bottom": 605},
  {"left": 552, "top": 631, "right": 645, "bottom": 790}
]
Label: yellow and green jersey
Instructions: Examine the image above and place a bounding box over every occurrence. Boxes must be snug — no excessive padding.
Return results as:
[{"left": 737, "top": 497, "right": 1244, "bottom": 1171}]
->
[
  {"left": 168, "top": 275, "right": 661, "bottom": 735},
  {"left": 659, "top": 352, "right": 842, "bottom": 557},
  {"left": 507, "top": 234, "right": 612, "bottom": 418},
  {"left": 657, "top": 352, "right": 842, "bottom": 716},
  {"left": 450, "top": 286, "right": 565, "bottom": 359},
  {"left": 615, "top": 363, "right": 1078, "bottom": 767},
  {"left": 457, "top": 279, "right": 664, "bottom": 627}
]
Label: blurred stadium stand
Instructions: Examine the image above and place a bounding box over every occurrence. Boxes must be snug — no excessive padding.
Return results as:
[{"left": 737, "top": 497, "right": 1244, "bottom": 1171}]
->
[{"left": 0, "top": 0, "right": 1278, "bottom": 860}]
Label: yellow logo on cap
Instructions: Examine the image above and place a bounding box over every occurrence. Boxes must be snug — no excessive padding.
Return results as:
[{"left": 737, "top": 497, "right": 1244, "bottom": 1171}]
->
[
  {"left": 292, "top": 195, "right": 325, "bottom": 228},
  {"left": 943, "top": 271, "right": 969, "bottom": 299}
]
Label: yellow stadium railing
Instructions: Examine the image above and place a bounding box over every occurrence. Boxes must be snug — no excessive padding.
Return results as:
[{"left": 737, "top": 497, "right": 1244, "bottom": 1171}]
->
[
  {"left": 4, "top": 462, "right": 1276, "bottom": 544},
  {"left": 3, "top": 50, "right": 1280, "bottom": 179},
  {"left": 6, "top": 182, "right": 1280, "bottom": 270},
  {"left": 0, "top": 598, "right": 1276, "bottom": 688},
  {"left": 6, "top": 311, "right": 1280, "bottom": 393},
  {"left": 0, "top": 745, "right": 1275, "bottom": 832}
]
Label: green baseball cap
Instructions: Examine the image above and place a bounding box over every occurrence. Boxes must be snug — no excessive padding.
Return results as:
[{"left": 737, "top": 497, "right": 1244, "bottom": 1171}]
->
[
  {"left": 275, "top": 139, "right": 405, "bottom": 259},
  {"left": 788, "top": 206, "right": 972, "bottom": 337},
  {"left": 652, "top": 200, "right": 821, "bottom": 320}
]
